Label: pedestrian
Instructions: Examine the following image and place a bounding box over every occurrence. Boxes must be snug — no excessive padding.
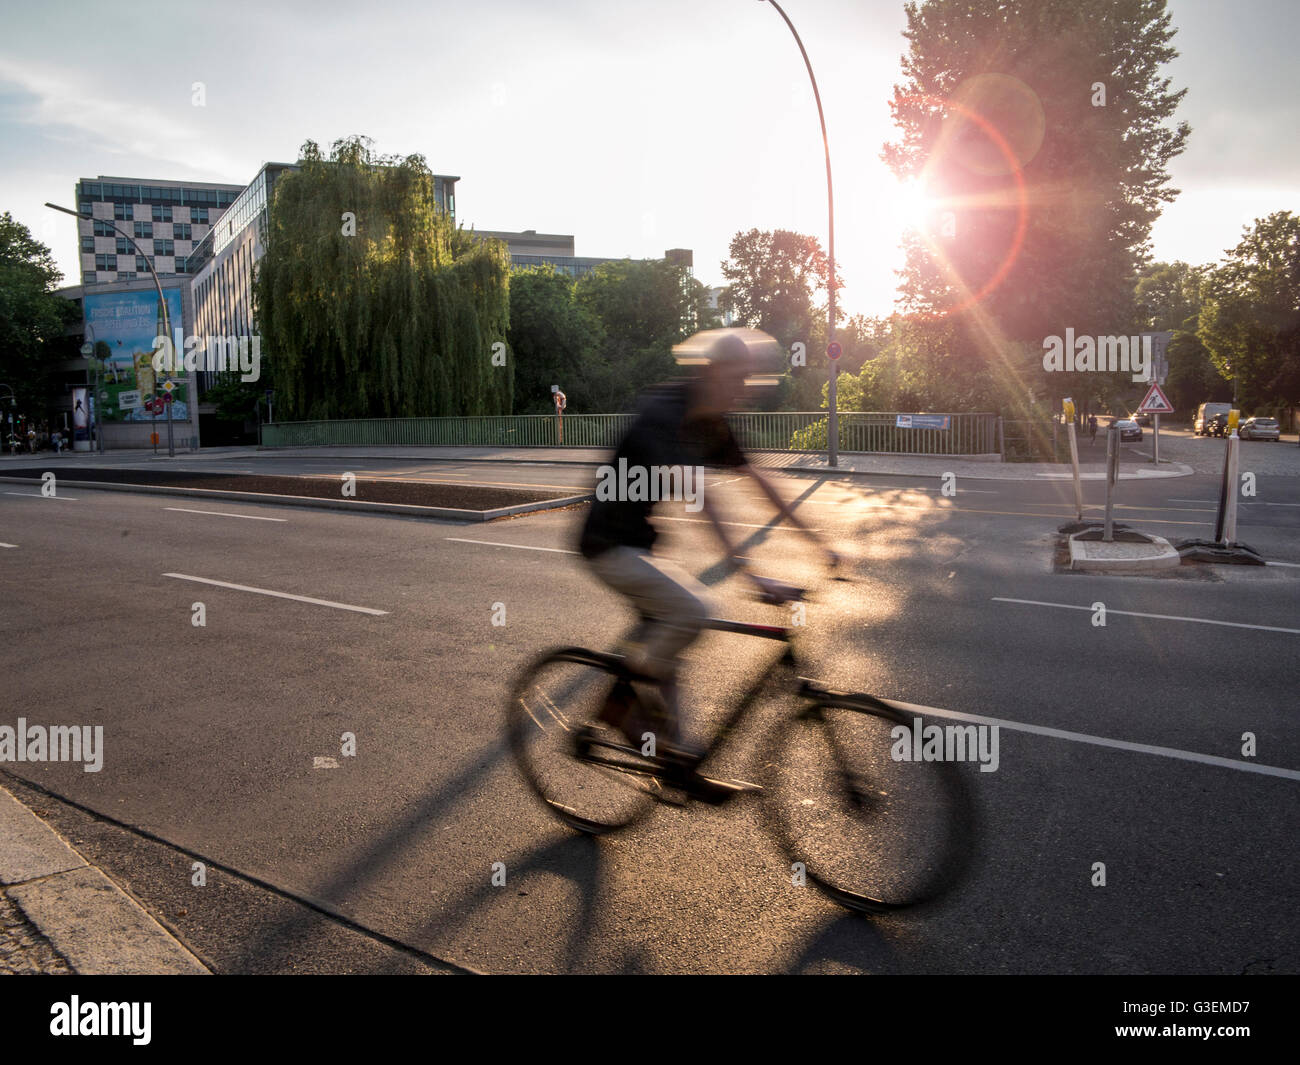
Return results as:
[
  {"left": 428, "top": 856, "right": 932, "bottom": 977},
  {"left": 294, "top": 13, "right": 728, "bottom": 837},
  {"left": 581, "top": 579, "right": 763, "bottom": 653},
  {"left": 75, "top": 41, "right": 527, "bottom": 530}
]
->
[{"left": 1088, "top": 414, "right": 1098, "bottom": 445}]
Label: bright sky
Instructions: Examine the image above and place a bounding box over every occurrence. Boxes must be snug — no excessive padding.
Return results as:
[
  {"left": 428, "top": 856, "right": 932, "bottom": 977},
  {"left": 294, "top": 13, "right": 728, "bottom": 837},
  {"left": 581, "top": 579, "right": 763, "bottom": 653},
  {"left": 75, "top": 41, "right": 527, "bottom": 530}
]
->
[{"left": 1, "top": 0, "right": 1295, "bottom": 318}]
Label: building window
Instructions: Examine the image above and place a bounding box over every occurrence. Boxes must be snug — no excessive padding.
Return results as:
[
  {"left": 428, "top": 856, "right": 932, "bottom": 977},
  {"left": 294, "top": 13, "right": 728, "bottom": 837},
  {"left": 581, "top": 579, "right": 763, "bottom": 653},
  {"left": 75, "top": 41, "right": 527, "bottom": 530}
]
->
[
  {"left": 79, "top": 201, "right": 92, "bottom": 216},
  {"left": 95, "top": 254, "right": 115, "bottom": 272},
  {"left": 93, "top": 220, "right": 114, "bottom": 237},
  {"left": 81, "top": 236, "right": 94, "bottom": 253},
  {"left": 174, "top": 223, "right": 192, "bottom": 241},
  {"left": 133, "top": 221, "right": 152, "bottom": 239},
  {"left": 155, "top": 239, "right": 175, "bottom": 256},
  {"left": 117, "top": 271, "right": 136, "bottom": 280},
  {"left": 152, "top": 204, "right": 173, "bottom": 222},
  {"left": 115, "top": 237, "right": 131, "bottom": 255},
  {"left": 136, "top": 255, "right": 149, "bottom": 273},
  {"left": 114, "top": 202, "right": 131, "bottom": 221},
  {"left": 193, "top": 207, "right": 209, "bottom": 224}
]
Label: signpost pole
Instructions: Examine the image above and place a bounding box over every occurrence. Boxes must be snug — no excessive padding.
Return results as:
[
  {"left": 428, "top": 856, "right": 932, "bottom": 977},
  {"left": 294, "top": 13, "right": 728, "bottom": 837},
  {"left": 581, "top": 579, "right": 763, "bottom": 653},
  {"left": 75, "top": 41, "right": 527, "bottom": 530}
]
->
[
  {"left": 1153, "top": 412, "right": 1160, "bottom": 466},
  {"left": 1103, "top": 425, "right": 1119, "bottom": 542}
]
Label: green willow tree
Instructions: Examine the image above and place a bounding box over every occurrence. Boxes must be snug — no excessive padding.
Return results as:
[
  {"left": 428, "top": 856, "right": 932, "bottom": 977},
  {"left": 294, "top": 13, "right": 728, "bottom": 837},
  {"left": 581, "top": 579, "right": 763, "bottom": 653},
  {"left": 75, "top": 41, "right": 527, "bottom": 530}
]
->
[{"left": 255, "top": 136, "right": 511, "bottom": 420}]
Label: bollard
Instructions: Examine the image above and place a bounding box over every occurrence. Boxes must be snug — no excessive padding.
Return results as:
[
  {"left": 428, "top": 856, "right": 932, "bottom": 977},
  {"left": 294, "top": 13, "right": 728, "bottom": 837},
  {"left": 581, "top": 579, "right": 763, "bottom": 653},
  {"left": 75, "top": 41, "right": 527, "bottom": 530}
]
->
[{"left": 1103, "top": 425, "right": 1118, "bottom": 542}]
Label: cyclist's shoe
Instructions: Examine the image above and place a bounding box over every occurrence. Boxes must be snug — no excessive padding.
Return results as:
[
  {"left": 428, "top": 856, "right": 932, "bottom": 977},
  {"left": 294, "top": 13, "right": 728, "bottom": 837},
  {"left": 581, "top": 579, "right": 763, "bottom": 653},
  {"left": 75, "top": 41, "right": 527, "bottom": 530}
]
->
[{"left": 596, "top": 679, "right": 637, "bottom": 730}]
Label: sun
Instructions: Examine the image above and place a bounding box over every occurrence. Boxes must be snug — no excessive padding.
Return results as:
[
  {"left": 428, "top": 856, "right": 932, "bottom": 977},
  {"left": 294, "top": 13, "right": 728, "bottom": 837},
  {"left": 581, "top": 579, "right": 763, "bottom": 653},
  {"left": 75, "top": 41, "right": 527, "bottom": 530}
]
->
[{"left": 894, "top": 177, "right": 935, "bottom": 232}]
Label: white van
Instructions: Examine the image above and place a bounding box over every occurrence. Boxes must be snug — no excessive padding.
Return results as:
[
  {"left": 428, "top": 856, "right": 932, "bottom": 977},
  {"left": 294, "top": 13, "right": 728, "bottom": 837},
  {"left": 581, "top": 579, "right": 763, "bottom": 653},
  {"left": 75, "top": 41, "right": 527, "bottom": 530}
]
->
[{"left": 1194, "top": 402, "right": 1232, "bottom": 435}]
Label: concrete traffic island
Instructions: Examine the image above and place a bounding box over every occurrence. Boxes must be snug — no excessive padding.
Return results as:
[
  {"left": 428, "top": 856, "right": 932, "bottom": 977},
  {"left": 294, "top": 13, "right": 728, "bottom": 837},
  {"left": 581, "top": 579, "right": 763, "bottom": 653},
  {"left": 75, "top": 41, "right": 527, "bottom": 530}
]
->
[{"left": 1068, "top": 527, "right": 1181, "bottom": 572}]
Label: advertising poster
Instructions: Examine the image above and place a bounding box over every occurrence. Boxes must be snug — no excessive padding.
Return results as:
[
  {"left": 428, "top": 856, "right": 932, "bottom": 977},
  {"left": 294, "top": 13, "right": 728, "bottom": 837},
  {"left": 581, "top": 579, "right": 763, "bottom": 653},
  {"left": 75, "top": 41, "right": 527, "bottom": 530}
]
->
[{"left": 83, "top": 289, "right": 187, "bottom": 422}]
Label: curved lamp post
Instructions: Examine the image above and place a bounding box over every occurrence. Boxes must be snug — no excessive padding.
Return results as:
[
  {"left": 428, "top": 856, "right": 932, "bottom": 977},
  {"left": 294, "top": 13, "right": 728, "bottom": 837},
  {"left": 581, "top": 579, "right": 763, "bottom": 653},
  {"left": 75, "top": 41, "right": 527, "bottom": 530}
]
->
[
  {"left": 46, "top": 201, "right": 176, "bottom": 457},
  {"left": 757, "top": 0, "right": 838, "bottom": 466}
]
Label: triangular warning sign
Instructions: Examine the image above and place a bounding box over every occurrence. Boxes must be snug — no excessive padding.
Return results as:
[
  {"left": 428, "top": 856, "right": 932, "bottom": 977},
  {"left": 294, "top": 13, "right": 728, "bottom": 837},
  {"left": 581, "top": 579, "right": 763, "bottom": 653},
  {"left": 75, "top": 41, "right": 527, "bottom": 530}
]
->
[{"left": 1138, "top": 382, "right": 1174, "bottom": 414}]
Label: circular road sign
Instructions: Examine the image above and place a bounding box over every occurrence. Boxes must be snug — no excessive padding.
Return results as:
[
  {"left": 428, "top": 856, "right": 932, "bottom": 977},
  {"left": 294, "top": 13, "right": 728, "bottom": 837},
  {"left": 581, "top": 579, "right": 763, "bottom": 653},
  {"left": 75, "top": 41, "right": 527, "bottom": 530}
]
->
[
  {"left": 80, "top": 342, "right": 93, "bottom": 356},
  {"left": 827, "top": 341, "right": 842, "bottom": 360}
]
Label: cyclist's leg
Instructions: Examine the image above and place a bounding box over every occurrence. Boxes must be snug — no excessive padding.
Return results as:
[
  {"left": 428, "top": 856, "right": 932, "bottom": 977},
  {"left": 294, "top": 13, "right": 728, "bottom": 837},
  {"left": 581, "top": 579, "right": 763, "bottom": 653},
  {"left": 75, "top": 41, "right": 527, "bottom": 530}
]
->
[{"left": 587, "top": 547, "right": 711, "bottom": 746}]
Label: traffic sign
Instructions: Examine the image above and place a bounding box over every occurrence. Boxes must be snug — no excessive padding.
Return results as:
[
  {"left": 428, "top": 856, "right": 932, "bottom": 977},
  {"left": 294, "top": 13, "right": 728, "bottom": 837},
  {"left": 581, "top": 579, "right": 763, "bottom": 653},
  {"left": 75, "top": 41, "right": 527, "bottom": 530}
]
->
[
  {"left": 827, "top": 341, "right": 842, "bottom": 361},
  {"left": 80, "top": 342, "right": 93, "bottom": 356},
  {"left": 162, "top": 379, "right": 175, "bottom": 393},
  {"left": 1137, "top": 382, "right": 1174, "bottom": 414}
]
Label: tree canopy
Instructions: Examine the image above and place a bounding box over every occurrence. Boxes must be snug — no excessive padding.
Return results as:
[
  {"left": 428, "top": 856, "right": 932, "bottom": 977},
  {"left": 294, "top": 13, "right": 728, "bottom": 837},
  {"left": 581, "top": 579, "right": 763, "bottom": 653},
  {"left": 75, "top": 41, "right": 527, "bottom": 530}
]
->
[
  {"left": 254, "top": 136, "right": 511, "bottom": 420},
  {"left": 0, "top": 212, "right": 73, "bottom": 414}
]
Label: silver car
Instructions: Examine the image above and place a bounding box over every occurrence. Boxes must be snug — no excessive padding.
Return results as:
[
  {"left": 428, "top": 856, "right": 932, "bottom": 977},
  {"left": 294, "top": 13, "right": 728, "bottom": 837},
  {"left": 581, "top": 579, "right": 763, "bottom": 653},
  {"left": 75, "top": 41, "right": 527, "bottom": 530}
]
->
[{"left": 1239, "top": 417, "right": 1280, "bottom": 441}]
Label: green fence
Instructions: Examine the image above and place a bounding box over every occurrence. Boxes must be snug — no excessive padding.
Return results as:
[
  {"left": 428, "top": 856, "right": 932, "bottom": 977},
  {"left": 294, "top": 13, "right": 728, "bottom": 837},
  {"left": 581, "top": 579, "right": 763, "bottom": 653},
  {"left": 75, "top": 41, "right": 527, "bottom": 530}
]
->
[{"left": 262, "top": 411, "right": 998, "bottom": 456}]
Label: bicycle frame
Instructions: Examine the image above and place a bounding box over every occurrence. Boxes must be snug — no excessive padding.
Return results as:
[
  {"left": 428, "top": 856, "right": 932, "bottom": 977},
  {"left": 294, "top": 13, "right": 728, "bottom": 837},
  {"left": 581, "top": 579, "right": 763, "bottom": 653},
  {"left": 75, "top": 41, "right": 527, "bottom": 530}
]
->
[{"left": 581, "top": 612, "right": 833, "bottom": 801}]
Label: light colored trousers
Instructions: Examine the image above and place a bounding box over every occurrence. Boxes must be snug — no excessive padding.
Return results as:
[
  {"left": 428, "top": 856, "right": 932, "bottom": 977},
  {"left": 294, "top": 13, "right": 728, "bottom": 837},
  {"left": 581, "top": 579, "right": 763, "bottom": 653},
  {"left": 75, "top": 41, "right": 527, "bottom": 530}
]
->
[{"left": 587, "top": 547, "right": 712, "bottom": 682}]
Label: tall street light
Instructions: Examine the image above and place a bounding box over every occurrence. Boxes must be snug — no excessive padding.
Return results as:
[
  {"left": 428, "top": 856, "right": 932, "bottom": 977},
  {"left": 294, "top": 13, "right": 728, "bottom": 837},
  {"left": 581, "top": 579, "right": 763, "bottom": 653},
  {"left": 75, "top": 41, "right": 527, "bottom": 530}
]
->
[
  {"left": 46, "top": 201, "right": 177, "bottom": 457},
  {"left": 758, "top": 0, "right": 839, "bottom": 466}
]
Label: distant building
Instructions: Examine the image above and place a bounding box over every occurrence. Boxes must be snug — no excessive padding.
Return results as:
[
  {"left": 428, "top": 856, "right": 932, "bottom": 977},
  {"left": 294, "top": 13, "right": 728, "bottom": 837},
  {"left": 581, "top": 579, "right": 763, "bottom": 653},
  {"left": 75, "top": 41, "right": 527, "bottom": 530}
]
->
[
  {"left": 473, "top": 229, "right": 694, "bottom": 283},
  {"left": 73, "top": 176, "right": 244, "bottom": 286},
  {"left": 706, "top": 286, "right": 736, "bottom": 327}
]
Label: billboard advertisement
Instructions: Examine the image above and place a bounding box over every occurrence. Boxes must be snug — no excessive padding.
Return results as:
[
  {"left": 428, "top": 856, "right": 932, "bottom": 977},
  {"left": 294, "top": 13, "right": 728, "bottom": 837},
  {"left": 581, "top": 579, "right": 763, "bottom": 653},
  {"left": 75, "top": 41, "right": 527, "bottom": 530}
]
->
[{"left": 83, "top": 289, "right": 188, "bottom": 422}]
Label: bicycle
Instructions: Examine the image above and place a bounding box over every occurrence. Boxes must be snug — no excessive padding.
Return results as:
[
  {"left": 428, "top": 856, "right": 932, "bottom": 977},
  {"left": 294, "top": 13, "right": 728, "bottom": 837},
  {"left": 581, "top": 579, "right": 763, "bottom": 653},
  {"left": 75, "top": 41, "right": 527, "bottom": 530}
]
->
[{"left": 506, "top": 581, "right": 978, "bottom": 915}]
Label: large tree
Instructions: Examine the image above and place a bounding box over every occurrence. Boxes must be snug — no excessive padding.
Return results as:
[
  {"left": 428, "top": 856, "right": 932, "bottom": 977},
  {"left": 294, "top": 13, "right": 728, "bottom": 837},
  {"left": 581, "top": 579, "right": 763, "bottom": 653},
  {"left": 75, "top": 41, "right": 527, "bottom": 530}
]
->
[
  {"left": 1198, "top": 211, "right": 1300, "bottom": 413},
  {"left": 882, "top": 0, "right": 1190, "bottom": 411},
  {"left": 0, "top": 212, "right": 73, "bottom": 416},
  {"left": 507, "top": 265, "right": 607, "bottom": 413},
  {"left": 255, "top": 136, "right": 511, "bottom": 420},
  {"left": 573, "top": 257, "right": 708, "bottom": 409}
]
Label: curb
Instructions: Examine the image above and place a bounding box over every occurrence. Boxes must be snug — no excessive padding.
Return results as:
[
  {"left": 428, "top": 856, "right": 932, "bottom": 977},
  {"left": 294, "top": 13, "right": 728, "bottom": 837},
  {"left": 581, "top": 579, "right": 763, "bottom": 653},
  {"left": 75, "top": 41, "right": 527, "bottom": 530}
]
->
[
  {"left": 0, "top": 477, "right": 591, "bottom": 522},
  {"left": 0, "top": 783, "right": 208, "bottom": 975}
]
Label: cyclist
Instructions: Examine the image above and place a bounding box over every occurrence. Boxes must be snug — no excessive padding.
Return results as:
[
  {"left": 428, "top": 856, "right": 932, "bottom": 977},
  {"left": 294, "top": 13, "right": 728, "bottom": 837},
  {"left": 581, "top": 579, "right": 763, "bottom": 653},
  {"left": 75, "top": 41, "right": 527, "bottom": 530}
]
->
[{"left": 577, "top": 329, "right": 839, "bottom": 764}]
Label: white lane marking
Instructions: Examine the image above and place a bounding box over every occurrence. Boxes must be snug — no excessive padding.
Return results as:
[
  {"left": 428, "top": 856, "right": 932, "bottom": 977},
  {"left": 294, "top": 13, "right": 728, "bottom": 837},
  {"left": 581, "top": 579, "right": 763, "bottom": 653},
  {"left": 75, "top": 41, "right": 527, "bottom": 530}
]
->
[
  {"left": 445, "top": 537, "right": 578, "bottom": 555},
  {"left": 884, "top": 696, "right": 1300, "bottom": 782},
  {"left": 0, "top": 542, "right": 16, "bottom": 548},
  {"left": 993, "top": 597, "right": 1300, "bottom": 635},
  {"left": 1169, "top": 498, "right": 1300, "bottom": 508},
  {"left": 655, "top": 516, "right": 824, "bottom": 531},
  {"left": 1265, "top": 561, "right": 1300, "bottom": 568},
  {"left": 163, "top": 573, "right": 388, "bottom": 615},
  {"left": 3, "top": 492, "right": 78, "bottom": 500},
  {"left": 165, "top": 507, "right": 287, "bottom": 522}
]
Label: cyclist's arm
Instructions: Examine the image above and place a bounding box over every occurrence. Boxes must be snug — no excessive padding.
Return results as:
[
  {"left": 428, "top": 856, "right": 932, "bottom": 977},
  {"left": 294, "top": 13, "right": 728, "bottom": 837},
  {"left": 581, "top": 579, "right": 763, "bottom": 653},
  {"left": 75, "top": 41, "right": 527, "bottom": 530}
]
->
[{"left": 737, "top": 463, "right": 838, "bottom": 565}]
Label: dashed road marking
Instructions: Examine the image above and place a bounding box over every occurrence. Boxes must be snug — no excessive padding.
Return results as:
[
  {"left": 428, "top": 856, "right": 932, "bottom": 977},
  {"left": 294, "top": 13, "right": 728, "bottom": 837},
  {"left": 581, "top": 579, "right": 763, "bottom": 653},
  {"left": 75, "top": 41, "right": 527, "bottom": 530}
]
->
[
  {"left": 163, "top": 573, "right": 388, "bottom": 615},
  {"left": 445, "top": 538, "right": 578, "bottom": 555},
  {"left": 993, "top": 597, "right": 1300, "bottom": 635},
  {"left": 165, "top": 508, "right": 287, "bottom": 522}
]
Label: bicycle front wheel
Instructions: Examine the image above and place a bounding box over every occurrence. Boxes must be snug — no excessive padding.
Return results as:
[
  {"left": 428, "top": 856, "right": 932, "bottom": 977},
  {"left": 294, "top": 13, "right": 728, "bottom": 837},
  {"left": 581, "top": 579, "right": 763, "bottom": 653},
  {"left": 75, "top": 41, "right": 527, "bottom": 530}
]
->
[
  {"left": 763, "top": 694, "right": 978, "bottom": 914},
  {"left": 507, "top": 648, "right": 662, "bottom": 835}
]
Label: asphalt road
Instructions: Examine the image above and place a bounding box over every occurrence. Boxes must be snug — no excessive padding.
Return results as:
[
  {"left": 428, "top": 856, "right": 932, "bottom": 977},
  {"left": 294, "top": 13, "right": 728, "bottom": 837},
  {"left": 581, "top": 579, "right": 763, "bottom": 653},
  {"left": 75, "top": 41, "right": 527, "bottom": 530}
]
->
[{"left": 1, "top": 453, "right": 1297, "bottom": 973}]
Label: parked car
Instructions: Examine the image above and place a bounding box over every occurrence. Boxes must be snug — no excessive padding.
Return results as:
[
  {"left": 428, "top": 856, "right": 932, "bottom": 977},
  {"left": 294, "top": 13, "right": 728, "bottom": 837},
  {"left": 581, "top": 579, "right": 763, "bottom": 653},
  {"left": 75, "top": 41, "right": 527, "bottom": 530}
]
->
[
  {"left": 1195, "top": 402, "right": 1232, "bottom": 435},
  {"left": 1239, "top": 416, "right": 1280, "bottom": 441},
  {"left": 1129, "top": 411, "right": 1152, "bottom": 427},
  {"left": 1205, "top": 412, "right": 1232, "bottom": 437},
  {"left": 1110, "top": 417, "right": 1143, "bottom": 442}
]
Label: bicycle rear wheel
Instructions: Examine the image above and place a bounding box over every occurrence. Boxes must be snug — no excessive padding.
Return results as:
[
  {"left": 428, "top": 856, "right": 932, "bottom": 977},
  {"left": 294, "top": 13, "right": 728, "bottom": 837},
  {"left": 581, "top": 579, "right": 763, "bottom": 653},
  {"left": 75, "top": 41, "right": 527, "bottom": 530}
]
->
[
  {"left": 507, "top": 648, "right": 662, "bottom": 835},
  {"left": 763, "top": 694, "right": 978, "bottom": 914}
]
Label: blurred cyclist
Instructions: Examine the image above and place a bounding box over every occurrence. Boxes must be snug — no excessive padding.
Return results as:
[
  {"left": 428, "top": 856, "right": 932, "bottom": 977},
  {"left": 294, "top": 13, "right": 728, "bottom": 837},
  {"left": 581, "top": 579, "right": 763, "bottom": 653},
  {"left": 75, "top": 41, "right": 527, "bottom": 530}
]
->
[{"left": 577, "top": 329, "right": 839, "bottom": 764}]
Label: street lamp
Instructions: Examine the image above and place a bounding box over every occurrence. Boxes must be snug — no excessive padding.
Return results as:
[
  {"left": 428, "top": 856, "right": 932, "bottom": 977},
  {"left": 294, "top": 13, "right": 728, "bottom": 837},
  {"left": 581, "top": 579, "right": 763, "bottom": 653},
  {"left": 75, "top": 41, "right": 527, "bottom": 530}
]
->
[
  {"left": 45, "top": 202, "right": 177, "bottom": 458},
  {"left": 758, "top": 0, "right": 839, "bottom": 466}
]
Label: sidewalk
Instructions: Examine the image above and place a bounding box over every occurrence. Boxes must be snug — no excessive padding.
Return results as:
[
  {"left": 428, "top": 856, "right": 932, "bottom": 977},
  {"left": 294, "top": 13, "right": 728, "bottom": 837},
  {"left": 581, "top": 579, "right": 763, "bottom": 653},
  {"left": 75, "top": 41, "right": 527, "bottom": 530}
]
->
[
  {"left": 0, "top": 782, "right": 208, "bottom": 975},
  {"left": 253, "top": 444, "right": 1195, "bottom": 482}
]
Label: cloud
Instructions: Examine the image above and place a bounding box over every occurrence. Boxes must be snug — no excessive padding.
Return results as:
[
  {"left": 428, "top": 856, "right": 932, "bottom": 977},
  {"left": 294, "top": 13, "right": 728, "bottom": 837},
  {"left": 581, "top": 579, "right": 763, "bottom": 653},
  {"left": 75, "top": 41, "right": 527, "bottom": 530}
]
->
[{"left": 0, "top": 56, "right": 245, "bottom": 179}]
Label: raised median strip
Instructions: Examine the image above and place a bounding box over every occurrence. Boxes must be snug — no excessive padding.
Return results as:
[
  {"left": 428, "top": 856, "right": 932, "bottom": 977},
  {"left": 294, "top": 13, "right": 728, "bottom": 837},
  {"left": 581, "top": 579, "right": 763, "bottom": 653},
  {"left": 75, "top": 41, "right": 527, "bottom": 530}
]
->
[
  {"left": 0, "top": 783, "right": 208, "bottom": 975},
  {"left": 0, "top": 470, "right": 591, "bottom": 522}
]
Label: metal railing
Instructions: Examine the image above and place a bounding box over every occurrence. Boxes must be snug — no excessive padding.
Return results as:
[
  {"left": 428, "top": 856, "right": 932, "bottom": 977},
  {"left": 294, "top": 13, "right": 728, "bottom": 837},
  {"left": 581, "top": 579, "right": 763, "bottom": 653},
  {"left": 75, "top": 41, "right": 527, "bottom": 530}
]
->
[{"left": 262, "top": 411, "right": 998, "bottom": 455}]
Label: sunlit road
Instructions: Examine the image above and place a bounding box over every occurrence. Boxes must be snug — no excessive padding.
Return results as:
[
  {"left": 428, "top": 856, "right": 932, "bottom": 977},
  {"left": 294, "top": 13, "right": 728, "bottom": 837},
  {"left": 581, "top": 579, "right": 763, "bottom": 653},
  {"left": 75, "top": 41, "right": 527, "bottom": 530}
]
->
[{"left": 1, "top": 457, "right": 1297, "bottom": 973}]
